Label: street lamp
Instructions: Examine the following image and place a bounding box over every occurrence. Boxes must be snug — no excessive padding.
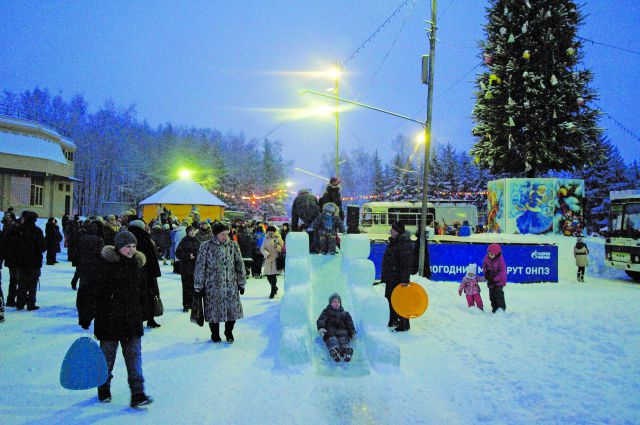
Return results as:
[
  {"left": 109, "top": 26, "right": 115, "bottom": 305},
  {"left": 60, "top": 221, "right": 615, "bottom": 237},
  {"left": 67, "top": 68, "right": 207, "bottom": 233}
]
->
[{"left": 327, "top": 62, "right": 341, "bottom": 178}]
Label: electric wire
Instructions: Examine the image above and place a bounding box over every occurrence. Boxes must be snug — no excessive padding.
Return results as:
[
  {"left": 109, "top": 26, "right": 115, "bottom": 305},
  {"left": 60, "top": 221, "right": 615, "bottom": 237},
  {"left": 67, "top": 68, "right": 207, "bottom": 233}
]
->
[
  {"left": 341, "top": 0, "right": 412, "bottom": 67},
  {"left": 577, "top": 36, "right": 640, "bottom": 56},
  {"left": 594, "top": 102, "right": 640, "bottom": 146}
]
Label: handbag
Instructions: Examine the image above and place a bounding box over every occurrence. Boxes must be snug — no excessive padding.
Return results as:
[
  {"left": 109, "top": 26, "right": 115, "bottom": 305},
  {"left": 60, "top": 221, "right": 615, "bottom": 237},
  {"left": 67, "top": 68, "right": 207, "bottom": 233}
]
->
[
  {"left": 190, "top": 296, "right": 204, "bottom": 327},
  {"left": 152, "top": 295, "right": 164, "bottom": 317}
]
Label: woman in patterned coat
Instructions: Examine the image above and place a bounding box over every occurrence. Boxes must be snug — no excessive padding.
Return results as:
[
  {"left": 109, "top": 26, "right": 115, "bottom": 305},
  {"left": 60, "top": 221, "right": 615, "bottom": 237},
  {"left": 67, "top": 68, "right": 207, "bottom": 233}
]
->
[{"left": 194, "top": 222, "right": 246, "bottom": 343}]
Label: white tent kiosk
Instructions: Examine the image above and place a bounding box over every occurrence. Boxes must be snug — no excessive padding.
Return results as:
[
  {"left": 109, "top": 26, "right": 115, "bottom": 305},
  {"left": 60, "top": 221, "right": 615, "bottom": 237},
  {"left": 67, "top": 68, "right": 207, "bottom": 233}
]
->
[{"left": 139, "top": 179, "right": 227, "bottom": 223}]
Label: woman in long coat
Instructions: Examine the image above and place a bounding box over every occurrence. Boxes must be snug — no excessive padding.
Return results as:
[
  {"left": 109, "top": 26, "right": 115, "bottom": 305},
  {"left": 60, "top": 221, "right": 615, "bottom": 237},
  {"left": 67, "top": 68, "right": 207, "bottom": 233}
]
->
[
  {"left": 260, "top": 226, "right": 283, "bottom": 299},
  {"left": 194, "top": 222, "right": 246, "bottom": 343}
]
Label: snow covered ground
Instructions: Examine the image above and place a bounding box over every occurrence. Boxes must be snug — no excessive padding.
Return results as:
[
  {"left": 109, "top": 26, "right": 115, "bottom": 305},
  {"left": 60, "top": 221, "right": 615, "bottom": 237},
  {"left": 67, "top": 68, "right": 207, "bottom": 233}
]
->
[{"left": 1, "top": 235, "right": 639, "bottom": 425}]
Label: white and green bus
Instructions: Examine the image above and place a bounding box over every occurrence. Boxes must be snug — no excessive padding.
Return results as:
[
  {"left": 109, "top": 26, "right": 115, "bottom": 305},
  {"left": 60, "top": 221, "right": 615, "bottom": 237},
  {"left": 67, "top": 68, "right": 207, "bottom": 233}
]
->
[
  {"left": 605, "top": 190, "right": 640, "bottom": 281},
  {"left": 358, "top": 201, "right": 478, "bottom": 241}
]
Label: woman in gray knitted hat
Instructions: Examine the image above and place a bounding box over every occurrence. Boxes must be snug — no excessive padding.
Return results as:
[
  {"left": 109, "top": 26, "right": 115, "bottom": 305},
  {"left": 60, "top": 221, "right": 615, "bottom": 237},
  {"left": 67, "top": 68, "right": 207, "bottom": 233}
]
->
[{"left": 79, "top": 230, "right": 153, "bottom": 407}]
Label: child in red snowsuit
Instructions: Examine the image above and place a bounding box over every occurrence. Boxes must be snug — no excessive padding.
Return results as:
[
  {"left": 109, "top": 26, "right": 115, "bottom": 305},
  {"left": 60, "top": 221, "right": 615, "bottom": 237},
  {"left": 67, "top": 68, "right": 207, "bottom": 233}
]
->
[
  {"left": 458, "top": 263, "right": 484, "bottom": 310},
  {"left": 482, "top": 243, "right": 507, "bottom": 313}
]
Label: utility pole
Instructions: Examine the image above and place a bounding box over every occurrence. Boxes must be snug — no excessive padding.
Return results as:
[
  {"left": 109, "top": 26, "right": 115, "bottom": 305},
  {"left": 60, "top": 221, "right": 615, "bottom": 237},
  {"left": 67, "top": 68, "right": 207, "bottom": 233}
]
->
[
  {"left": 418, "top": 0, "right": 437, "bottom": 277},
  {"left": 334, "top": 60, "right": 340, "bottom": 178}
]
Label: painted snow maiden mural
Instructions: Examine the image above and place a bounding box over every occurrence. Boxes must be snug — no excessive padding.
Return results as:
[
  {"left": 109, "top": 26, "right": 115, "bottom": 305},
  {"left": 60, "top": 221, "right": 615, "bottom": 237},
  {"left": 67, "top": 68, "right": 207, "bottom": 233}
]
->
[{"left": 513, "top": 181, "right": 553, "bottom": 234}]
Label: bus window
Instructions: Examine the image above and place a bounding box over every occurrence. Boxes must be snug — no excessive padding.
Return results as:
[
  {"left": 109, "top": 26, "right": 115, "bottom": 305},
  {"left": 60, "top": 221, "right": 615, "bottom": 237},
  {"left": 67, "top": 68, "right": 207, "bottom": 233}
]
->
[
  {"left": 610, "top": 204, "right": 623, "bottom": 237},
  {"left": 623, "top": 203, "right": 640, "bottom": 238}
]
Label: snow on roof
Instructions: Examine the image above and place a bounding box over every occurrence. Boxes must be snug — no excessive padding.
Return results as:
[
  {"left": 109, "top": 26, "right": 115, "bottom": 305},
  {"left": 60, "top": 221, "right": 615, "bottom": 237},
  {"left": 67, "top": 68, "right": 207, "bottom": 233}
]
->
[
  {"left": 139, "top": 179, "right": 228, "bottom": 207},
  {"left": 0, "top": 131, "right": 68, "bottom": 164}
]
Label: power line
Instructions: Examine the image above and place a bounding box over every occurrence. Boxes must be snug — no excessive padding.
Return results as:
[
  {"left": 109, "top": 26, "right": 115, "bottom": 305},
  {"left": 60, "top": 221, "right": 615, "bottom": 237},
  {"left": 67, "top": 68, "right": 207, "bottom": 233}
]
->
[
  {"left": 577, "top": 36, "right": 640, "bottom": 56},
  {"left": 355, "top": 18, "right": 409, "bottom": 100},
  {"left": 594, "top": 102, "right": 640, "bottom": 146},
  {"left": 438, "top": 0, "right": 455, "bottom": 20},
  {"left": 434, "top": 61, "right": 483, "bottom": 102},
  {"left": 341, "top": 0, "right": 412, "bottom": 67}
]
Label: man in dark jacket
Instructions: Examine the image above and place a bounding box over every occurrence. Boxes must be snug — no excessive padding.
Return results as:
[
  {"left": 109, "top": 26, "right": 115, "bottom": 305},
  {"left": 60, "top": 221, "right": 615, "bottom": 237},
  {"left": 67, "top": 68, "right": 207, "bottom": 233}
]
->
[
  {"left": 237, "top": 225, "right": 255, "bottom": 276},
  {"left": 1, "top": 214, "right": 19, "bottom": 307},
  {"left": 175, "top": 226, "right": 201, "bottom": 312},
  {"left": 75, "top": 220, "right": 105, "bottom": 327},
  {"left": 80, "top": 230, "right": 153, "bottom": 407},
  {"left": 128, "top": 220, "right": 162, "bottom": 328},
  {"left": 381, "top": 221, "right": 414, "bottom": 332},
  {"left": 291, "top": 188, "right": 321, "bottom": 253},
  {"left": 15, "top": 211, "right": 47, "bottom": 311},
  {"left": 291, "top": 188, "right": 320, "bottom": 232},
  {"left": 319, "top": 177, "right": 345, "bottom": 222}
]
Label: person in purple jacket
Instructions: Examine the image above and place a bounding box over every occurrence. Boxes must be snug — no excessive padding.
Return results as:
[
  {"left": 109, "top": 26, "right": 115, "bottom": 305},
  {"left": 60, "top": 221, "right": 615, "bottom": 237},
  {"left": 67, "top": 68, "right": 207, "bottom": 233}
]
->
[
  {"left": 482, "top": 244, "right": 507, "bottom": 313},
  {"left": 458, "top": 263, "right": 484, "bottom": 311}
]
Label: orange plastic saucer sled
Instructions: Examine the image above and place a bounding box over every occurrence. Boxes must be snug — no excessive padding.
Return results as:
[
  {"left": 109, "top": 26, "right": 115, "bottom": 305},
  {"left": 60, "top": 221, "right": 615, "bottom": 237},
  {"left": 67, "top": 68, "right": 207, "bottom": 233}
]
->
[{"left": 391, "top": 282, "right": 429, "bottom": 319}]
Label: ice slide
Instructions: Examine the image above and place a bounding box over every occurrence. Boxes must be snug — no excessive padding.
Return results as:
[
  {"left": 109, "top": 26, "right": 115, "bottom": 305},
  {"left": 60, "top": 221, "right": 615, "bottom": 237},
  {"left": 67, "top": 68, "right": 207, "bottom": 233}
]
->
[{"left": 279, "top": 232, "right": 400, "bottom": 375}]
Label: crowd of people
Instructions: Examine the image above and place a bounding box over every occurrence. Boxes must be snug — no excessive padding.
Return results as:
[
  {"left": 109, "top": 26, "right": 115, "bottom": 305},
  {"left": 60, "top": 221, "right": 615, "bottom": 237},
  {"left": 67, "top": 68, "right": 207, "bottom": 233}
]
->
[{"left": 0, "top": 178, "right": 587, "bottom": 405}]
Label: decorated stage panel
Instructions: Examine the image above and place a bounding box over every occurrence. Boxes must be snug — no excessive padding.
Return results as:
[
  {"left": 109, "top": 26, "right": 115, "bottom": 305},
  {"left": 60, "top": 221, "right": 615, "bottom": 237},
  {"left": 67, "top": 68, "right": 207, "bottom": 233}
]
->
[{"left": 487, "top": 178, "right": 584, "bottom": 236}]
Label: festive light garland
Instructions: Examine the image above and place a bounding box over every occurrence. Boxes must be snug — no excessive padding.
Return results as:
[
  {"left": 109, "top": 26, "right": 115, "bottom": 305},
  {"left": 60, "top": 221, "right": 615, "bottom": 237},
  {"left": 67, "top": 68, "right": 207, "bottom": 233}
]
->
[{"left": 213, "top": 188, "right": 488, "bottom": 203}]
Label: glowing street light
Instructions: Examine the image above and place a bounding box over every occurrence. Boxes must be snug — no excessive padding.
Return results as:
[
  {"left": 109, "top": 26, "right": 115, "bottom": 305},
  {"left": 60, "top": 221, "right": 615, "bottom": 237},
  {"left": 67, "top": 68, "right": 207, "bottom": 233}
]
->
[{"left": 178, "top": 169, "right": 193, "bottom": 179}]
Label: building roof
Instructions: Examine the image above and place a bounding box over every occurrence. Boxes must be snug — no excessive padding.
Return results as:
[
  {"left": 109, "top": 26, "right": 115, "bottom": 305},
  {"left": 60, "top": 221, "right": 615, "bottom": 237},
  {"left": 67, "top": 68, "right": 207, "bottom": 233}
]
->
[
  {"left": 0, "top": 131, "right": 68, "bottom": 164},
  {"left": 139, "top": 179, "right": 228, "bottom": 207}
]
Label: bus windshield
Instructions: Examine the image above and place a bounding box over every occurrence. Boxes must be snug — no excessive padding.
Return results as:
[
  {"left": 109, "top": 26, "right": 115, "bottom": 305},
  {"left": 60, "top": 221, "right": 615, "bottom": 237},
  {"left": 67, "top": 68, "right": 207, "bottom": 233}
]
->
[{"left": 610, "top": 201, "right": 640, "bottom": 238}]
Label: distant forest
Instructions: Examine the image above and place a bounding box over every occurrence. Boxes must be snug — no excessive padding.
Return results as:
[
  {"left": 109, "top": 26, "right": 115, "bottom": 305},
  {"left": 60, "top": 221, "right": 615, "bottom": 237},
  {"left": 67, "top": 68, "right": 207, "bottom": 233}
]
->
[{"left": 2, "top": 88, "right": 638, "bottom": 227}]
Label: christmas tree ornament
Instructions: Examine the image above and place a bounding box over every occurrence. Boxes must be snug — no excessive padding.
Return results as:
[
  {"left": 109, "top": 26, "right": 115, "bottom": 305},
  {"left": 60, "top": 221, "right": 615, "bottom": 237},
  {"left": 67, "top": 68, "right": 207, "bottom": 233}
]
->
[
  {"left": 508, "top": 116, "right": 515, "bottom": 127},
  {"left": 485, "top": 90, "right": 494, "bottom": 100},
  {"left": 523, "top": 71, "right": 529, "bottom": 77},
  {"left": 566, "top": 47, "right": 576, "bottom": 56},
  {"left": 521, "top": 21, "right": 528, "bottom": 34},
  {"left": 577, "top": 97, "right": 585, "bottom": 107},
  {"left": 550, "top": 75, "right": 558, "bottom": 86},
  {"left": 545, "top": 10, "right": 552, "bottom": 18},
  {"left": 553, "top": 110, "right": 557, "bottom": 119},
  {"left": 508, "top": 33, "right": 516, "bottom": 43},
  {"left": 483, "top": 53, "right": 493, "bottom": 64},
  {"left": 500, "top": 27, "right": 507, "bottom": 35},
  {"left": 525, "top": 0, "right": 531, "bottom": 8},
  {"left": 508, "top": 97, "right": 516, "bottom": 106},
  {"left": 489, "top": 74, "right": 501, "bottom": 85},
  {"left": 522, "top": 50, "right": 531, "bottom": 60},
  {"left": 523, "top": 101, "right": 530, "bottom": 108},
  {"left": 480, "top": 81, "right": 487, "bottom": 91}
]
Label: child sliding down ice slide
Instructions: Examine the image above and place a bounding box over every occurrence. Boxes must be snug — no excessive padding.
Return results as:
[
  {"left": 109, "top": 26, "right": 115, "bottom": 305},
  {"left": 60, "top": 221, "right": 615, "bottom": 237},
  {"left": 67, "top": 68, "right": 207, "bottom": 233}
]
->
[{"left": 316, "top": 293, "right": 357, "bottom": 362}]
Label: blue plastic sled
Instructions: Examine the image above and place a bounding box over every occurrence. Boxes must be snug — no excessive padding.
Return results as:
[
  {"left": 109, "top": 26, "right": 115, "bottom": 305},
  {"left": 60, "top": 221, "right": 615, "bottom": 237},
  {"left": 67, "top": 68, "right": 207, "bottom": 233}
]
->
[{"left": 60, "top": 337, "right": 108, "bottom": 390}]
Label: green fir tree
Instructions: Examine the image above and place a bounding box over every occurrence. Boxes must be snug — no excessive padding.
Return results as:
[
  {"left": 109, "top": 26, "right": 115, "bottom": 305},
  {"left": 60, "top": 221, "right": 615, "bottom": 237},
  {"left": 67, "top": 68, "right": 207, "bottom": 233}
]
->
[{"left": 471, "top": 0, "right": 602, "bottom": 177}]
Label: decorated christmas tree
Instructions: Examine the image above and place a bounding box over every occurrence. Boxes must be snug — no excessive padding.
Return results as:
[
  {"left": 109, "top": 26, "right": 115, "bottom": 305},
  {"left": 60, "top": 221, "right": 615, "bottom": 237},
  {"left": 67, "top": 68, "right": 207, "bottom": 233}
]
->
[{"left": 471, "top": 0, "right": 602, "bottom": 177}]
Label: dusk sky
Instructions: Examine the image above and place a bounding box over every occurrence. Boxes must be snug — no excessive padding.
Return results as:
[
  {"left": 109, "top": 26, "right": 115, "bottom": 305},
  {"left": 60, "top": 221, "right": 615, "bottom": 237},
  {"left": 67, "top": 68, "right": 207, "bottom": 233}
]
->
[{"left": 2, "top": 0, "right": 639, "bottom": 193}]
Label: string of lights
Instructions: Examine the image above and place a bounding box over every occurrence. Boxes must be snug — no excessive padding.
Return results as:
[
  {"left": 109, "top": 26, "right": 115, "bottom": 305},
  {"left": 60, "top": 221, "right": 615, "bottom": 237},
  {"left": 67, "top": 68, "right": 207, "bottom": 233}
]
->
[
  {"left": 341, "top": 0, "right": 412, "bottom": 67},
  {"left": 577, "top": 36, "right": 640, "bottom": 56},
  {"left": 593, "top": 102, "right": 640, "bottom": 146}
]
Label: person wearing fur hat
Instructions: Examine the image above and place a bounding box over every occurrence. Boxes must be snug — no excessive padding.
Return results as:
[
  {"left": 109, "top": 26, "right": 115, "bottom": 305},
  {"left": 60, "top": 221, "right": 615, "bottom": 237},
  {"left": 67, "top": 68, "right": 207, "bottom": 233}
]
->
[
  {"left": 381, "top": 221, "right": 414, "bottom": 331},
  {"left": 193, "top": 221, "right": 246, "bottom": 343},
  {"left": 482, "top": 244, "right": 507, "bottom": 313},
  {"left": 128, "top": 221, "right": 163, "bottom": 328},
  {"left": 80, "top": 230, "right": 153, "bottom": 407},
  {"left": 458, "top": 264, "right": 484, "bottom": 311},
  {"left": 316, "top": 293, "right": 357, "bottom": 362},
  {"left": 308, "top": 202, "right": 345, "bottom": 255},
  {"left": 319, "top": 177, "right": 345, "bottom": 222},
  {"left": 573, "top": 237, "right": 589, "bottom": 282}
]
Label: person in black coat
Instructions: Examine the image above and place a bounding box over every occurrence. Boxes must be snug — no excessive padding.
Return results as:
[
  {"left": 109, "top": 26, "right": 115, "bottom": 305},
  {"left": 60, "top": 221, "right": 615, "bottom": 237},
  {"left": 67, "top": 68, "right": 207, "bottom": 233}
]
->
[
  {"left": 318, "top": 177, "right": 345, "bottom": 222},
  {"left": 45, "top": 217, "right": 63, "bottom": 265},
  {"left": 80, "top": 230, "right": 152, "bottom": 407},
  {"left": 128, "top": 221, "right": 162, "bottom": 328},
  {"left": 1, "top": 215, "right": 19, "bottom": 307},
  {"left": 14, "top": 211, "right": 47, "bottom": 311},
  {"left": 75, "top": 220, "right": 105, "bottom": 327},
  {"left": 175, "top": 226, "right": 201, "bottom": 312},
  {"left": 381, "top": 221, "right": 414, "bottom": 332}
]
